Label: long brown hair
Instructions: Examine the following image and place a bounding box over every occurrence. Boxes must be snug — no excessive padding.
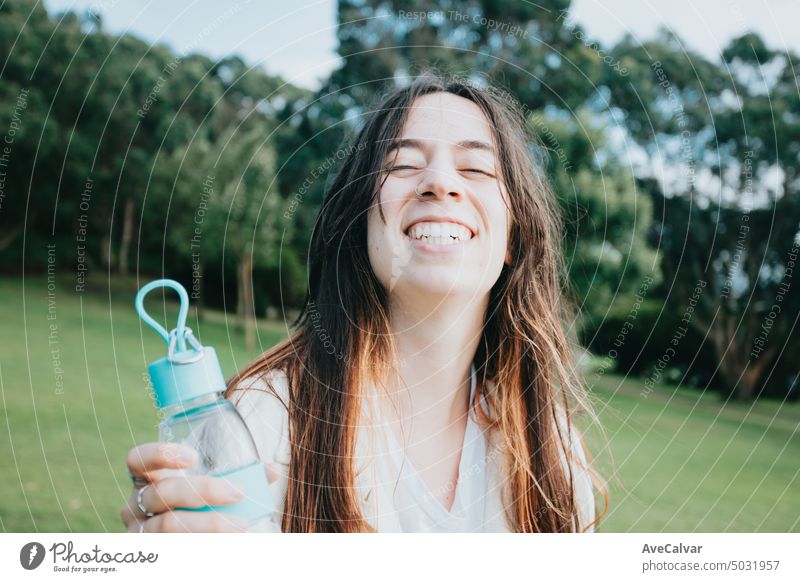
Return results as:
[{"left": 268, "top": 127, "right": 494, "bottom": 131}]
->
[{"left": 226, "top": 73, "right": 605, "bottom": 532}]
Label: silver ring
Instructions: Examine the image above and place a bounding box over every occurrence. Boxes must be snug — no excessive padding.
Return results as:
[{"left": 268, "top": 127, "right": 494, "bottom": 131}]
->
[
  {"left": 136, "top": 484, "right": 156, "bottom": 518},
  {"left": 138, "top": 520, "right": 146, "bottom": 533},
  {"left": 128, "top": 468, "right": 149, "bottom": 489}
]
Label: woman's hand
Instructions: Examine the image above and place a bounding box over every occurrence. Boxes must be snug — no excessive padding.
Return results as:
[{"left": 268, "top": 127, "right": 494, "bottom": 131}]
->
[{"left": 120, "top": 442, "right": 280, "bottom": 533}]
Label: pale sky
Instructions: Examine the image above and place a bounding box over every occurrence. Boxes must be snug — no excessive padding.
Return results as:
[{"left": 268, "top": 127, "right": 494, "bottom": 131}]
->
[{"left": 43, "top": 0, "right": 800, "bottom": 90}]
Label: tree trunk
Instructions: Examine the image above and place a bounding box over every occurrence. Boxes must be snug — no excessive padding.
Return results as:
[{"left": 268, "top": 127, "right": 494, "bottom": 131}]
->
[
  {"left": 238, "top": 254, "right": 255, "bottom": 351},
  {"left": 708, "top": 315, "right": 777, "bottom": 400},
  {"left": 119, "top": 198, "right": 134, "bottom": 275},
  {"left": 101, "top": 234, "right": 115, "bottom": 271},
  {"left": 740, "top": 346, "right": 778, "bottom": 400},
  {"left": 0, "top": 223, "right": 24, "bottom": 252}
]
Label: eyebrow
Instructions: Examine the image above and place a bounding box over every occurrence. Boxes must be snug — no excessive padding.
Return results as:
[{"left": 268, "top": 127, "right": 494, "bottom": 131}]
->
[{"left": 385, "top": 138, "right": 495, "bottom": 154}]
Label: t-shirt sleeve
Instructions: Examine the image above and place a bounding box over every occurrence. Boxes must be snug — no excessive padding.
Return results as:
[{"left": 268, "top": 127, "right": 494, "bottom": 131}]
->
[
  {"left": 568, "top": 423, "right": 596, "bottom": 532},
  {"left": 555, "top": 408, "right": 597, "bottom": 532},
  {"left": 228, "top": 369, "right": 292, "bottom": 532}
]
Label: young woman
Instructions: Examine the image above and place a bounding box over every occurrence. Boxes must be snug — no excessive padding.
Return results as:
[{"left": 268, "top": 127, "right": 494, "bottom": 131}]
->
[{"left": 121, "top": 74, "right": 603, "bottom": 533}]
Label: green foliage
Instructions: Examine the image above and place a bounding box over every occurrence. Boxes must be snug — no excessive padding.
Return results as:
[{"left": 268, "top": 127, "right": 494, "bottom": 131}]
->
[
  {"left": 597, "top": 28, "right": 800, "bottom": 398},
  {"left": 532, "top": 110, "right": 661, "bottom": 332},
  {"left": 0, "top": 0, "right": 302, "bottom": 313},
  {"left": 331, "top": 0, "right": 602, "bottom": 110},
  {"left": 2, "top": 0, "right": 799, "bottom": 399}
]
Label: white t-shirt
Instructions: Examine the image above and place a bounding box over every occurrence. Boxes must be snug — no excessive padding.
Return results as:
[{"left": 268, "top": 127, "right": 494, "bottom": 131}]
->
[
  {"left": 366, "top": 364, "right": 488, "bottom": 532},
  {"left": 231, "top": 367, "right": 595, "bottom": 533}
]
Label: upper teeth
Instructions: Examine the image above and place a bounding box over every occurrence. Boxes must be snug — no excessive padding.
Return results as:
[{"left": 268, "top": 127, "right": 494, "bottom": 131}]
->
[{"left": 407, "top": 222, "right": 472, "bottom": 244}]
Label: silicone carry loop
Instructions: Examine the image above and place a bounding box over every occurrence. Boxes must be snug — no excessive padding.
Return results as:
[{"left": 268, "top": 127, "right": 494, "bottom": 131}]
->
[{"left": 135, "top": 279, "right": 201, "bottom": 359}]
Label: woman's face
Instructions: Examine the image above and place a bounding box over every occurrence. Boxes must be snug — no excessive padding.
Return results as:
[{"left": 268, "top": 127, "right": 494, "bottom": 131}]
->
[{"left": 367, "top": 92, "right": 510, "bottom": 301}]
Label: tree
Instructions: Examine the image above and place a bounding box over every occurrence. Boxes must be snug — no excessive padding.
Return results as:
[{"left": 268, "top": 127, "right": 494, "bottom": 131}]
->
[
  {"left": 606, "top": 30, "right": 800, "bottom": 398},
  {"left": 157, "top": 124, "right": 284, "bottom": 350},
  {"left": 330, "top": 0, "right": 596, "bottom": 110},
  {"left": 532, "top": 109, "right": 661, "bottom": 334},
  {"left": 652, "top": 194, "right": 800, "bottom": 400},
  {"left": 693, "top": 35, "right": 800, "bottom": 399}
]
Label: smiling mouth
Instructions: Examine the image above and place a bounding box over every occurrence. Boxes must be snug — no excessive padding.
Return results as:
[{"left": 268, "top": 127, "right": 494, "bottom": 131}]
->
[{"left": 404, "top": 221, "right": 475, "bottom": 245}]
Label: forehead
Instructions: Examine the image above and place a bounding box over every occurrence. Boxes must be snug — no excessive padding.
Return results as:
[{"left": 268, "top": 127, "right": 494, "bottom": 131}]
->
[{"left": 398, "top": 92, "right": 494, "bottom": 146}]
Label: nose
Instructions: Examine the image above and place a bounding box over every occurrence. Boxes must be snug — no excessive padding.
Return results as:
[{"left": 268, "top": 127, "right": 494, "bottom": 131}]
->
[{"left": 415, "top": 164, "right": 464, "bottom": 201}]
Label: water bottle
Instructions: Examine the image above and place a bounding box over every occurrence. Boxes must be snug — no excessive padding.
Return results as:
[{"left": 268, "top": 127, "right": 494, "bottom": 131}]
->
[{"left": 135, "top": 279, "right": 276, "bottom": 531}]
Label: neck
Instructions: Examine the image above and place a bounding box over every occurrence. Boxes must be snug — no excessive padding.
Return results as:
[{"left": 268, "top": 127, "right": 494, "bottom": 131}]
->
[{"left": 378, "top": 292, "right": 487, "bottom": 435}]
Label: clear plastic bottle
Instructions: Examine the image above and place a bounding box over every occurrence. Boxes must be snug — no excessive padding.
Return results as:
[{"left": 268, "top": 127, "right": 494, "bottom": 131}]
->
[
  {"left": 136, "top": 279, "right": 277, "bottom": 532},
  {"left": 158, "top": 391, "right": 277, "bottom": 529}
]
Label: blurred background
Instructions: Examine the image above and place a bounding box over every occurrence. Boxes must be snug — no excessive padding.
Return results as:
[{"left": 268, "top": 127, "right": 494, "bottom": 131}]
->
[{"left": 0, "top": 0, "right": 798, "bottom": 532}]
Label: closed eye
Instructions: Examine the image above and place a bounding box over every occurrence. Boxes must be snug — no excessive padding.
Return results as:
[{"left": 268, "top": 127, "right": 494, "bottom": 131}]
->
[
  {"left": 387, "top": 165, "right": 421, "bottom": 172},
  {"left": 461, "top": 168, "right": 495, "bottom": 177}
]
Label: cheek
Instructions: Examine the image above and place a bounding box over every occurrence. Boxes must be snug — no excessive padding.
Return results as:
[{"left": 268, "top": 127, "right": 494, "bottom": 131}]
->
[
  {"left": 366, "top": 187, "right": 402, "bottom": 286},
  {"left": 366, "top": 207, "right": 386, "bottom": 272},
  {"left": 369, "top": 185, "right": 396, "bottom": 234},
  {"left": 478, "top": 192, "right": 511, "bottom": 263},
  {"left": 493, "top": 189, "right": 512, "bottom": 263},
  {"left": 494, "top": 213, "right": 511, "bottom": 266}
]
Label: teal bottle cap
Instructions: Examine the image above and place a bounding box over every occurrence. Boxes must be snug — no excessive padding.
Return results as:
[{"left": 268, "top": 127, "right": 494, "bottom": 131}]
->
[{"left": 135, "top": 279, "right": 226, "bottom": 409}]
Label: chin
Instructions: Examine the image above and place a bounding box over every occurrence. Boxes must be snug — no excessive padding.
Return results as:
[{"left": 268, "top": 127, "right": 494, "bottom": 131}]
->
[{"left": 390, "top": 272, "right": 487, "bottom": 300}]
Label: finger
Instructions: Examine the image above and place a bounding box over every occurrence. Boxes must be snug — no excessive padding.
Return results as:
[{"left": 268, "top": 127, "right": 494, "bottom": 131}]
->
[
  {"left": 139, "top": 475, "right": 244, "bottom": 515},
  {"left": 142, "top": 510, "right": 249, "bottom": 533},
  {"left": 264, "top": 463, "right": 282, "bottom": 484},
  {"left": 122, "top": 489, "right": 150, "bottom": 526},
  {"left": 125, "top": 518, "right": 145, "bottom": 533},
  {"left": 121, "top": 501, "right": 140, "bottom": 528},
  {"left": 127, "top": 443, "right": 198, "bottom": 479}
]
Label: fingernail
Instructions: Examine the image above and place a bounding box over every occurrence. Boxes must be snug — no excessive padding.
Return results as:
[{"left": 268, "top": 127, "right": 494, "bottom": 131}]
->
[
  {"left": 176, "top": 448, "right": 198, "bottom": 466},
  {"left": 217, "top": 480, "right": 244, "bottom": 502}
]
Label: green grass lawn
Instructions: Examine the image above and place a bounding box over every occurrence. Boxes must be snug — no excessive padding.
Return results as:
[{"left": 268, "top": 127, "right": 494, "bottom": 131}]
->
[
  {"left": 1, "top": 276, "right": 797, "bottom": 532},
  {"left": 584, "top": 371, "right": 800, "bottom": 531},
  {"left": 0, "top": 276, "right": 287, "bottom": 533}
]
